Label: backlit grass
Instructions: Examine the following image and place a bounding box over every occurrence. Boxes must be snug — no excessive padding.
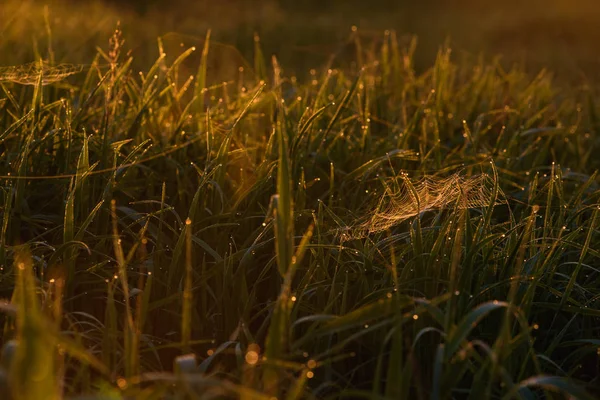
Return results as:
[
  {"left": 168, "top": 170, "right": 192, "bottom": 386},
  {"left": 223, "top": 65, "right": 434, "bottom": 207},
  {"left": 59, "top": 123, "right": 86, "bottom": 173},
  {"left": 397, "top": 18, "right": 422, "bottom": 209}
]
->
[{"left": 0, "top": 22, "right": 599, "bottom": 400}]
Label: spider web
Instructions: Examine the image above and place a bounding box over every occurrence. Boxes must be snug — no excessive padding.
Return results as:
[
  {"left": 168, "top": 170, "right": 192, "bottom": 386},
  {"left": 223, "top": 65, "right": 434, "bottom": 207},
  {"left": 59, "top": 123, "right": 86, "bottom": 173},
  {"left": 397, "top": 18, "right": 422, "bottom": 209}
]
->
[
  {"left": 347, "top": 172, "right": 504, "bottom": 239},
  {"left": 0, "top": 61, "right": 85, "bottom": 85}
]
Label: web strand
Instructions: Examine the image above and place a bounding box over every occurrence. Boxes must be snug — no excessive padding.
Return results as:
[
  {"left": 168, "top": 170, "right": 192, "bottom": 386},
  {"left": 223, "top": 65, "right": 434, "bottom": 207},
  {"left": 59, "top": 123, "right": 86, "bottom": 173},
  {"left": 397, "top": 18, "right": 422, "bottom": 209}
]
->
[
  {"left": 0, "top": 61, "right": 85, "bottom": 85},
  {"left": 348, "top": 173, "right": 504, "bottom": 239}
]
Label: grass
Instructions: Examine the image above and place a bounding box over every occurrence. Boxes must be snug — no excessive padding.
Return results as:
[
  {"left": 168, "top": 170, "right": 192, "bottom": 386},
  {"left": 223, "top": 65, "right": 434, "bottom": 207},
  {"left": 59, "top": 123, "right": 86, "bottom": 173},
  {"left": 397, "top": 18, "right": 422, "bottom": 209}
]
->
[
  {"left": 1, "top": 9, "right": 600, "bottom": 400},
  {"left": 4, "top": 0, "right": 600, "bottom": 80}
]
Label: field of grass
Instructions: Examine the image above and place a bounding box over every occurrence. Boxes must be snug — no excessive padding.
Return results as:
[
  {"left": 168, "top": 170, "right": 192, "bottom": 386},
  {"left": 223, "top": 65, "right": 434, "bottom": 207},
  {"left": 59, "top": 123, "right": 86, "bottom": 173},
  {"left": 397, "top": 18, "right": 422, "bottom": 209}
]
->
[
  {"left": 3, "top": 0, "right": 600, "bottom": 80},
  {"left": 1, "top": 2, "right": 600, "bottom": 399}
]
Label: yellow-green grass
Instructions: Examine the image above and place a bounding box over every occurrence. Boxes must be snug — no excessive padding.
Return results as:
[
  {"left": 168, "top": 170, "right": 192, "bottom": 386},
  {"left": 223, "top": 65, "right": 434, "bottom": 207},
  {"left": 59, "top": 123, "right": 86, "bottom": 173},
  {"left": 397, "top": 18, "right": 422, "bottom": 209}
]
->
[
  {"left": 3, "top": 0, "right": 600, "bottom": 80},
  {"left": 0, "top": 4, "right": 600, "bottom": 399}
]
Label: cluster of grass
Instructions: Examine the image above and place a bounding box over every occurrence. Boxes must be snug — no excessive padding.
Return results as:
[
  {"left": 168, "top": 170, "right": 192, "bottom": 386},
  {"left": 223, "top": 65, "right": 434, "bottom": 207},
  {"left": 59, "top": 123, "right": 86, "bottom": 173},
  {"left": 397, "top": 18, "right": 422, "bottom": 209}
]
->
[
  {"left": 5, "top": 0, "right": 600, "bottom": 81},
  {"left": 1, "top": 23, "right": 600, "bottom": 399}
]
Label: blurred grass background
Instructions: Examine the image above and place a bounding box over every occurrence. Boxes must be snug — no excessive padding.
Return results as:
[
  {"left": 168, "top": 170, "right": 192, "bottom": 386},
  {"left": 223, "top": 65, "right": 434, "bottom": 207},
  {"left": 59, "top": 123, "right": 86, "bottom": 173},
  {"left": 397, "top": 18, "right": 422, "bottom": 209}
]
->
[
  {"left": 0, "top": 0, "right": 600, "bottom": 82},
  {"left": 2, "top": 0, "right": 600, "bottom": 82}
]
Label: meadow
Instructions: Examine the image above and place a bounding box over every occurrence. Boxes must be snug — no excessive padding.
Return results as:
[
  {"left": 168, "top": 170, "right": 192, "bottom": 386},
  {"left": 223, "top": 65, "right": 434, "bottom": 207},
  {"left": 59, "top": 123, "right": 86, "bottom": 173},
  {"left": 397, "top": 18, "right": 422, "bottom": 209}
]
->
[{"left": 1, "top": 1, "right": 600, "bottom": 399}]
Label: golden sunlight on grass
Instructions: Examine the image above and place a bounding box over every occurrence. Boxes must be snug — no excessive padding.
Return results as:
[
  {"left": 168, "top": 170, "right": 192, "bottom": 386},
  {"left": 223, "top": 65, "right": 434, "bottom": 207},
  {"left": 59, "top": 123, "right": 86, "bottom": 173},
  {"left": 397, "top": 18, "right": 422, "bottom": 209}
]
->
[{"left": 0, "top": 1, "right": 599, "bottom": 399}]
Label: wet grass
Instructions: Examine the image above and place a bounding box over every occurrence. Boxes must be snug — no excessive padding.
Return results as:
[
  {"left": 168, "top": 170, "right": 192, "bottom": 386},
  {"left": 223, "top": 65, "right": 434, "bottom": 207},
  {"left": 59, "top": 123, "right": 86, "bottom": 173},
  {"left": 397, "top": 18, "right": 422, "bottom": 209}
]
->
[{"left": 0, "top": 17, "right": 600, "bottom": 400}]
